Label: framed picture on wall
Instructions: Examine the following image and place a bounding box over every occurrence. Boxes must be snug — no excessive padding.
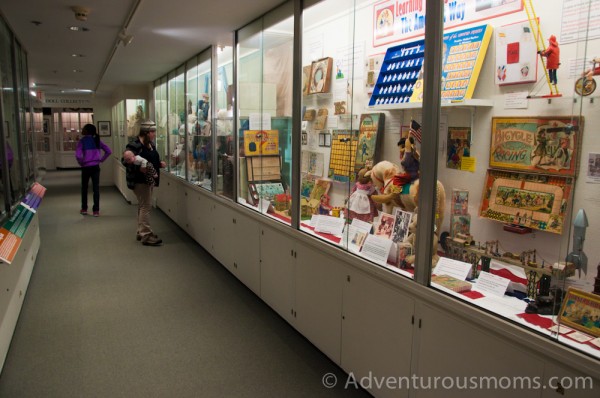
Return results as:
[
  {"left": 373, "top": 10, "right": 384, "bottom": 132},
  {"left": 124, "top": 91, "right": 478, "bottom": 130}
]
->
[
  {"left": 309, "top": 57, "right": 333, "bottom": 94},
  {"left": 98, "top": 121, "right": 111, "bottom": 137}
]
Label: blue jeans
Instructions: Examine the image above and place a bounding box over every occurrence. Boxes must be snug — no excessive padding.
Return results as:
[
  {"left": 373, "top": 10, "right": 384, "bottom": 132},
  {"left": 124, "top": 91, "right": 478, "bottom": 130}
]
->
[{"left": 81, "top": 165, "right": 100, "bottom": 211}]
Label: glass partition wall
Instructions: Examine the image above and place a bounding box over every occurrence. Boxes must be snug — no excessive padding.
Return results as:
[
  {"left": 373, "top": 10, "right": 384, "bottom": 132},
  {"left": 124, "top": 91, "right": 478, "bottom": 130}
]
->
[{"left": 236, "top": 2, "right": 294, "bottom": 224}]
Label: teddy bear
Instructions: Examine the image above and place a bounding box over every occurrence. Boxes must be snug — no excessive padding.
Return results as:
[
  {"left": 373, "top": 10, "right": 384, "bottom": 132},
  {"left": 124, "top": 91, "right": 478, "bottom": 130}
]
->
[
  {"left": 365, "top": 160, "right": 413, "bottom": 214},
  {"left": 402, "top": 211, "right": 441, "bottom": 268}
]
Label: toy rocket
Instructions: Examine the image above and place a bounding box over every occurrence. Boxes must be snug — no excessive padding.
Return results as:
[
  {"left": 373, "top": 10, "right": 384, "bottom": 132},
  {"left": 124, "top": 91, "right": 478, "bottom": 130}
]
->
[{"left": 566, "top": 209, "right": 588, "bottom": 277}]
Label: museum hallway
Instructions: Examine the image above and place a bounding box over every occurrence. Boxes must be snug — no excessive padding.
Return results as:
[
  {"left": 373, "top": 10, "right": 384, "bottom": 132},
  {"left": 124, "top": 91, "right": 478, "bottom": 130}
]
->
[{"left": 0, "top": 170, "right": 370, "bottom": 398}]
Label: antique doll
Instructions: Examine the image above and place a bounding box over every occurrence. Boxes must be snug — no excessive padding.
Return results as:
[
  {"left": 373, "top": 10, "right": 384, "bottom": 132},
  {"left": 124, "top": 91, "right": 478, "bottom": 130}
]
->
[
  {"left": 392, "top": 136, "right": 420, "bottom": 191},
  {"left": 346, "top": 167, "right": 378, "bottom": 223}
]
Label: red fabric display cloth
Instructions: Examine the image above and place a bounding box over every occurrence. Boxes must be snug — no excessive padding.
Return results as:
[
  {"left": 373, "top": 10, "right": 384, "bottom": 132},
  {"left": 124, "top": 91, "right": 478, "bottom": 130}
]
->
[{"left": 516, "top": 313, "right": 555, "bottom": 329}]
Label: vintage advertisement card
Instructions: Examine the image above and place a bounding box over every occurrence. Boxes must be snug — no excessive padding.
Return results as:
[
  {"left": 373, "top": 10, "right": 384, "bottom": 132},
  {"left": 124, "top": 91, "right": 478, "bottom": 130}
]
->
[{"left": 489, "top": 116, "right": 583, "bottom": 176}]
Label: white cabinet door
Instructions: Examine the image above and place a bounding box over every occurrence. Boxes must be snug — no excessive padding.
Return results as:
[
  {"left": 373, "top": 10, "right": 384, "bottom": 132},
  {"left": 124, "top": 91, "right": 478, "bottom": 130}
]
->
[
  {"left": 211, "top": 203, "right": 235, "bottom": 271},
  {"left": 341, "top": 270, "right": 415, "bottom": 398},
  {"left": 178, "top": 185, "right": 196, "bottom": 233},
  {"left": 193, "top": 192, "right": 213, "bottom": 250},
  {"left": 413, "top": 302, "right": 544, "bottom": 398},
  {"left": 157, "top": 177, "right": 179, "bottom": 222},
  {"left": 259, "top": 226, "right": 295, "bottom": 323},
  {"left": 294, "top": 242, "right": 344, "bottom": 364},
  {"left": 541, "top": 362, "right": 599, "bottom": 398},
  {"left": 231, "top": 213, "right": 261, "bottom": 295}
]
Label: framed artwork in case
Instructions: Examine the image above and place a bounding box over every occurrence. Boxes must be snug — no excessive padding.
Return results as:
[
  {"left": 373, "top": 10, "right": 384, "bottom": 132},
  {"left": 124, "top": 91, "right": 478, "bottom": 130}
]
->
[
  {"left": 309, "top": 57, "right": 333, "bottom": 94},
  {"left": 558, "top": 287, "right": 600, "bottom": 337},
  {"left": 489, "top": 116, "right": 583, "bottom": 177},
  {"left": 479, "top": 169, "right": 573, "bottom": 234},
  {"left": 302, "top": 65, "right": 312, "bottom": 96}
]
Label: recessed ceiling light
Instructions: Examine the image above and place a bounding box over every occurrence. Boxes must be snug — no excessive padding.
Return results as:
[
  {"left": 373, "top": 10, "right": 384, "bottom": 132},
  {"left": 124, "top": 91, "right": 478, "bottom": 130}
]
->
[
  {"left": 69, "top": 26, "right": 89, "bottom": 32},
  {"left": 61, "top": 89, "right": 93, "bottom": 94}
]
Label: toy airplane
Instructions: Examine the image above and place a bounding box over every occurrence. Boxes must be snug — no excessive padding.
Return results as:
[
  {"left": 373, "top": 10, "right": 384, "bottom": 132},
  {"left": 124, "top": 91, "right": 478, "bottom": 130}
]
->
[{"left": 566, "top": 209, "right": 588, "bottom": 277}]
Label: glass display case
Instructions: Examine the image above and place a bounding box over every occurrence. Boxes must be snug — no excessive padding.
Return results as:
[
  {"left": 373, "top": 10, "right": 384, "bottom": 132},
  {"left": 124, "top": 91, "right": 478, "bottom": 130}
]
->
[
  {"left": 0, "top": 15, "right": 36, "bottom": 219},
  {"left": 215, "top": 43, "right": 234, "bottom": 199},
  {"left": 167, "top": 67, "right": 186, "bottom": 179},
  {"left": 186, "top": 49, "right": 212, "bottom": 190},
  {"left": 154, "top": 76, "right": 168, "bottom": 163},
  {"left": 236, "top": 2, "right": 294, "bottom": 224},
  {"left": 112, "top": 100, "right": 125, "bottom": 156},
  {"left": 147, "top": 0, "right": 600, "bottom": 363},
  {"left": 294, "top": 0, "right": 600, "bottom": 361},
  {"left": 113, "top": 99, "right": 146, "bottom": 155},
  {"left": 126, "top": 99, "right": 146, "bottom": 144},
  {"left": 0, "top": 17, "right": 17, "bottom": 213}
]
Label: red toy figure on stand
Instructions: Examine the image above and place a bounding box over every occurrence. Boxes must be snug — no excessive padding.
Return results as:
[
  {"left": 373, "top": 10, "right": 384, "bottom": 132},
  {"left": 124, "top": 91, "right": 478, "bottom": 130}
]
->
[{"left": 538, "top": 35, "right": 560, "bottom": 85}]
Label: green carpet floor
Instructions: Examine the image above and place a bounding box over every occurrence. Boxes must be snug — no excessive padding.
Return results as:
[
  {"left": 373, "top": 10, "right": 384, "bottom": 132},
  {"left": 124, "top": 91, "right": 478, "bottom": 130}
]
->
[{"left": 0, "top": 170, "right": 370, "bottom": 398}]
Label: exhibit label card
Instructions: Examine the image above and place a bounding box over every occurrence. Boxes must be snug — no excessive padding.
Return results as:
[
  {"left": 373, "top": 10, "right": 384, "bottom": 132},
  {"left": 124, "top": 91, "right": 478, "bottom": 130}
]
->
[
  {"left": 258, "top": 199, "right": 271, "bottom": 214},
  {"left": 566, "top": 331, "right": 593, "bottom": 343},
  {"left": 549, "top": 324, "right": 575, "bottom": 335},
  {"left": 433, "top": 257, "right": 472, "bottom": 281},
  {"left": 314, "top": 215, "right": 345, "bottom": 236},
  {"left": 249, "top": 113, "right": 271, "bottom": 130},
  {"left": 346, "top": 219, "right": 373, "bottom": 253},
  {"left": 473, "top": 271, "right": 511, "bottom": 297},
  {"left": 360, "top": 235, "right": 393, "bottom": 266}
]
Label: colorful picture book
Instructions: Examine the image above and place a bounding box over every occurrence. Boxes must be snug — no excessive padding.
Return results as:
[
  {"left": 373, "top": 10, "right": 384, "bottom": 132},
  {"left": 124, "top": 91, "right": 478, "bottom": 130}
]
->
[
  {"left": 354, "top": 113, "right": 385, "bottom": 173},
  {"left": 446, "top": 127, "right": 471, "bottom": 170},
  {"left": 431, "top": 275, "right": 473, "bottom": 293},
  {"left": 451, "top": 189, "right": 469, "bottom": 215},
  {"left": 243, "top": 130, "right": 279, "bottom": 156}
]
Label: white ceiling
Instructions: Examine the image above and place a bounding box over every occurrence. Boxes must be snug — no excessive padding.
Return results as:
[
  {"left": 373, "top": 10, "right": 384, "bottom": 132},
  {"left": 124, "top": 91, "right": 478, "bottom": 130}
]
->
[{"left": 0, "top": 0, "right": 286, "bottom": 98}]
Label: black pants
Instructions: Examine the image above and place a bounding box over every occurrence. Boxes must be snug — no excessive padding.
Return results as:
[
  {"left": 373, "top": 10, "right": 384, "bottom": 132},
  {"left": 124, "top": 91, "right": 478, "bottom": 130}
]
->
[
  {"left": 81, "top": 165, "right": 100, "bottom": 211},
  {"left": 549, "top": 69, "right": 557, "bottom": 84}
]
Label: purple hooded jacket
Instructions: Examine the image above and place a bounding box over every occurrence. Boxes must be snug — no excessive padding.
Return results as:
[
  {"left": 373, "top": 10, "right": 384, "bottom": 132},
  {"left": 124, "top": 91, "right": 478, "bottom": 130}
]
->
[{"left": 75, "top": 136, "right": 112, "bottom": 167}]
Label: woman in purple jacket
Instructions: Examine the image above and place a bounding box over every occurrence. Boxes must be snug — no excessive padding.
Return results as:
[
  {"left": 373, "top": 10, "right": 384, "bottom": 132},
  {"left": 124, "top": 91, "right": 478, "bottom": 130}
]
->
[{"left": 75, "top": 124, "right": 112, "bottom": 216}]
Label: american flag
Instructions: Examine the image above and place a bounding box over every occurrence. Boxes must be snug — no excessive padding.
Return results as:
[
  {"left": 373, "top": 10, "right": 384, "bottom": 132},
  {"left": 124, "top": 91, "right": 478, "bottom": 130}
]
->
[{"left": 410, "top": 119, "right": 422, "bottom": 143}]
